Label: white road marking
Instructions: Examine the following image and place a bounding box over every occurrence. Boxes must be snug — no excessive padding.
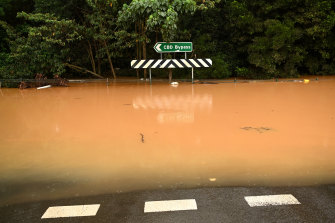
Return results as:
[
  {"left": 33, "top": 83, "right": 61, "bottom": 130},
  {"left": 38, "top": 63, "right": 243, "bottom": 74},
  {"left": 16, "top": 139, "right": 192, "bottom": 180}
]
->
[
  {"left": 144, "top": 199, "right": 197, "bottom": 213},
  {"left": 245, "top": 194, "right": 300, "bottom": 207},
  {"left": 41, "top": 204, "right": 100, "bottom": 219}
]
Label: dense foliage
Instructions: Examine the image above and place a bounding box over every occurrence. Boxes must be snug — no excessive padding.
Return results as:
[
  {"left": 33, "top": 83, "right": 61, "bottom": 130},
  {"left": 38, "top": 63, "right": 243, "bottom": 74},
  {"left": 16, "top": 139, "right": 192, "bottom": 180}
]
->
[{"left": 0, "top": 0, "right": 335, "bottom": 80}]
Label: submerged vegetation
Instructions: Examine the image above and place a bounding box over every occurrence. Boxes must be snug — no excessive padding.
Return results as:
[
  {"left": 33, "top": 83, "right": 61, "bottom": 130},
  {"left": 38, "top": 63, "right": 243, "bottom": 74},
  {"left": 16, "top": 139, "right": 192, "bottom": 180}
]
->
[{"left": 0, "top": 0, "right": 335, "bottom": 80}]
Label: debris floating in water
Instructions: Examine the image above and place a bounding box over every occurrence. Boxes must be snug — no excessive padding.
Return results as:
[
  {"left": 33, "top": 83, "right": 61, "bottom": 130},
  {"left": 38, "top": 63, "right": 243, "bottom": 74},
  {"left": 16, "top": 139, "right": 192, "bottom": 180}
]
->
[
  {"left": 199, "top": 82, "right": 218, "bottom": 84},
  {"left": 304, "top": 79, "right": 310, "bottom": 84},
  {"left": 37, "top": 85, "right": 52, "bottom": 90},
  {"left": 68, "top": 80, "right": 84, "bottom": 83},
  {"left": 241, "top": 126, "right": 272, "bottom": 133},
  {"left": 140, "top": 133, "right": 144, "bottom": 143},
  {"left": 170, "top": 82, "right": 179, "bottom": 87},
  {"left": 209, "top": 178, "right": 217, "bottom": 182}
]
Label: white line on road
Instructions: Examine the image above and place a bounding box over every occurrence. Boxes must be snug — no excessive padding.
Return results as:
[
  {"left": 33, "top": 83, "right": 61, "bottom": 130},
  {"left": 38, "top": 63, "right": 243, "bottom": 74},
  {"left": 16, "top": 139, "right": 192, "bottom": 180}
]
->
[
  {"left": 41, "top": 204, "right": 100, "bottom": 219},
  {"left": 144, "top": 199, "right": 197, "bottom": 213},
  {"left": 245, "top": 194, "right": 301, "bottom": 207}
]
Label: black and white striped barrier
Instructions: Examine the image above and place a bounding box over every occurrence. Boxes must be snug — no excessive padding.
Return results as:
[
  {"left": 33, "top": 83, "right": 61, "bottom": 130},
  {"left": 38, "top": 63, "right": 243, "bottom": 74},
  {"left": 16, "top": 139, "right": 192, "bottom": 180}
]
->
[
  {"left": 131, "top": 59, "right": 212, "bottom": 84},
  {"left": 131, "top": 59, "right": 212, "bottom": 69}
]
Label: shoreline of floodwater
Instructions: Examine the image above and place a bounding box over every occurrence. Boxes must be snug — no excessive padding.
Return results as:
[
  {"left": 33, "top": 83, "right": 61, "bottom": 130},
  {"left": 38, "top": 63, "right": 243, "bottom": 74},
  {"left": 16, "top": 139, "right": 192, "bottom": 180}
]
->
[{"left": 1, "top": 75, "right": 335, "bottom": 89}]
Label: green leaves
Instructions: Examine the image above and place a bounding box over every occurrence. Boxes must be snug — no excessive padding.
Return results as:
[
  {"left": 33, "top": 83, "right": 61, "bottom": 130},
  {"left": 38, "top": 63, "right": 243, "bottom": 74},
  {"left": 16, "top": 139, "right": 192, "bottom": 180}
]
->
[
  {"left": 225, "top": 0, "right": 335, "bottom": 77},
  {"left": 118, "top": 0, "right": 197, "bottom": 42},
  {"left": 2, "top": 0, "right": 335, "bottom": 80},
  {"left": 161, "top": 6, "right": 178, "bottom": 41},
  {"left": 0, "top": 12, "right": 84, "bottom": 78},
  {"left": 247, "top": 19, "right": 305, "bottom": 76}
]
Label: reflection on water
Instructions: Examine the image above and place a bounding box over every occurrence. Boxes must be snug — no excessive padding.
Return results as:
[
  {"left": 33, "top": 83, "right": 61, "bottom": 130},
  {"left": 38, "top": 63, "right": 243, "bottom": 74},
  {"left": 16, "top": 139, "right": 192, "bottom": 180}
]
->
[
  {"left": 133, "top": 94, "right": 212, "bottom": 111},
  {"left": 0, "top": 79, "right": 335, "bottom": 205},
  {"left": 133, "top": 88, "right": 212, "bottom": 124},
  {"left": 157, "top": 112, "right": 194, "bottom": 123}
]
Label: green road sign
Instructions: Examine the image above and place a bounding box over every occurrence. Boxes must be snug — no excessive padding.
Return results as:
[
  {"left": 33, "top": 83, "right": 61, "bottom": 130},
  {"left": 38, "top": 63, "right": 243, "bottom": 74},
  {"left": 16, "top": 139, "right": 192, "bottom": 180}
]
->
[{"left": 154, "top": 42, "right": 192, "bottom": 53}]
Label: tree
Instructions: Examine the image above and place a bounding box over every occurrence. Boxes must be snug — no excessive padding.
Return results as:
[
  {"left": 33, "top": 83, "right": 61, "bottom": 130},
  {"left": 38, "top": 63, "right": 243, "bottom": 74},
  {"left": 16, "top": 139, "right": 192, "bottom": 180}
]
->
[
  {"left": 181, "top": 0, "right": 233, "bottom": 79},
  {"left": 2, "top": 0, "right": 335, "bottom": 81},
  {"left": 0, "top": 0, "right": 34, "bottom": 79},
  {"left": 225, "top": 0, "right": 335, "bottom": 78},
  {"left": 118, "top": 0, "right": 201, "bottom": 81},
  {"left": 0, "top": 12, "right": 83, "bottom": 78},
  {"left": 247, "top": 19, "right": 305, "bottom": 77},
  {"left": 84, "top": 0, "right": 136, "bottom": 79},
  {"left": 1, "top": 0, "right": 136, "bottom": 79}
]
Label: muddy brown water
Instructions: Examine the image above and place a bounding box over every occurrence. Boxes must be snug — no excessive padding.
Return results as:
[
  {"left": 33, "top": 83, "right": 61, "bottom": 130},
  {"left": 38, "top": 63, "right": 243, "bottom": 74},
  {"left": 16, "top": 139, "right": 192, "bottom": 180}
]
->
[{"left": 0, "top": 77, "right": 335, "bottom": 205}]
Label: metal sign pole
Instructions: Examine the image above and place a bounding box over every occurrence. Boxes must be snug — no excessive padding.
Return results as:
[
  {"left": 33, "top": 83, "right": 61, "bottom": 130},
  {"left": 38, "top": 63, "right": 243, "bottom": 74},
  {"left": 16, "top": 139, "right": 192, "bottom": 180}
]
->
[
  {"left": 192, "top": 68, "right": 194, "bottom": 84},
  {"left": 149, "top": 68, "right": 152, "bottom": 85}
]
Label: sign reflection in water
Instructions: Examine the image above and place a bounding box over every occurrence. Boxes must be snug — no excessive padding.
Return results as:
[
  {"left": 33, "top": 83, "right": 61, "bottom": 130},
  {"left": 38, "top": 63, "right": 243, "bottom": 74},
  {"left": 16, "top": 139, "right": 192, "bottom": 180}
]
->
[{"left": 132, "top": 91, "right": 212, "bottom": 123}]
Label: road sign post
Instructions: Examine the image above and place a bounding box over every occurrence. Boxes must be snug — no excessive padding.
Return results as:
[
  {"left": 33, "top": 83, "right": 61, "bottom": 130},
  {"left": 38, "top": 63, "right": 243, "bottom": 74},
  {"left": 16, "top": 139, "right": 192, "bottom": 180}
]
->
[
  {"left": 133, "top": 42, "right": 210, "bottom": 84},
  {"left": 192, "top": 67, "right": 194, "bottom": 84},
  {"left": 149, "top": 68, "right": 152, "bottom": 84},
  {"left": 153, "top": 42, "right": 194, "bottom": 84}
]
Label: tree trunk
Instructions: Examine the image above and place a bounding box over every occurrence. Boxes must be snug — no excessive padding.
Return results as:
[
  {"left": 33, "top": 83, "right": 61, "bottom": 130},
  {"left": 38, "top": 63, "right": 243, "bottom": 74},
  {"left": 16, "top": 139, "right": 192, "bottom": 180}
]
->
[
  {"left": 93, "top": 41, "right": 101, "bottom": 75},
  {"left": 142, "top": 21, "right": 147, "bottom": 79},
  {"left": 64, "top": 63, "right": 104, "bottom": 79},
  {"left": 136, "top": 22, "right": 139, "bottom": 78},
  {"left": 97, "top": 58, "right": 101, "bottom": 75},
  {"left": 87, "top": 41, "right": 96, "bottom": 74},
  {"left": 168, "top": 53, "right": 173, "bottom": 82},
  {"left": 103, "top": 40, "right": 116, "bottom": 79},
  {"left": 168, "top": 68, "right": 172, "bottom": 83},
  {"left": 156, "top": 30, "right": 158, "bottom": 43}
]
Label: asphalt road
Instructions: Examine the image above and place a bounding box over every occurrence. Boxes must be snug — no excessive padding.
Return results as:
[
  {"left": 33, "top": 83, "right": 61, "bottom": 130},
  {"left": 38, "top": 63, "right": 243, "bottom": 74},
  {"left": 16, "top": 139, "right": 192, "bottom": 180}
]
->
[{"left": 0, "top": 185, "right": 334, "bottom": 223}]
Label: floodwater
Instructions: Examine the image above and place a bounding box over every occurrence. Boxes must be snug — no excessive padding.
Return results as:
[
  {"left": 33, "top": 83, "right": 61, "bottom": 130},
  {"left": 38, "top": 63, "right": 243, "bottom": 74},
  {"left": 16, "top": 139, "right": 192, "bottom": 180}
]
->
[{"left": 0, "top": 77, "right": 335, "bottom": 205}]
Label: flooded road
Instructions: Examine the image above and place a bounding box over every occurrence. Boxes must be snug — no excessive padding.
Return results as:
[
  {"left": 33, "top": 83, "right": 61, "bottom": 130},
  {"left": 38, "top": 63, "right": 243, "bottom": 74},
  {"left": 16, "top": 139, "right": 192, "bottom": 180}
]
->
[{"left": 0, "top": 77, "right": 335, "bottom": 205}]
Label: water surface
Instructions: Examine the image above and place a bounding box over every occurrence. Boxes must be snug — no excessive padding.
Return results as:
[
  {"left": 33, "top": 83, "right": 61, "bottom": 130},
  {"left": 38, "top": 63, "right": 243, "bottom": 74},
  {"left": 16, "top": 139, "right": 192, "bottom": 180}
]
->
[{"left": 0, "top": 78, "right": 334, "bottom": 205}]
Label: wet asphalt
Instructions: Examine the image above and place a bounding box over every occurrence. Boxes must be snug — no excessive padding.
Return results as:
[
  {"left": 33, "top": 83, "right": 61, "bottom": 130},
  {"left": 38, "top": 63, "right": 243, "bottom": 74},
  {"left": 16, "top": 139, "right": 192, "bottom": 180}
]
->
[{"left": 0, "top": 185, "right": 334, "bottom": 223}]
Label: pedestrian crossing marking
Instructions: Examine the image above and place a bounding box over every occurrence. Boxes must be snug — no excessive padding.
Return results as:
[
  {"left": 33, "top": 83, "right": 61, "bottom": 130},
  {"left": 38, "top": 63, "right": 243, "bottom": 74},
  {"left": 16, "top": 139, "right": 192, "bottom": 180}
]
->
[
  {"left": 41, "top": 204, "right": 100, "bottom": 219},
  {"left": 144, "top": 199, "right": 197, "bottom": 213},
  {"left": 245, "top": 194, "right": 301, "bottom": 207}
]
